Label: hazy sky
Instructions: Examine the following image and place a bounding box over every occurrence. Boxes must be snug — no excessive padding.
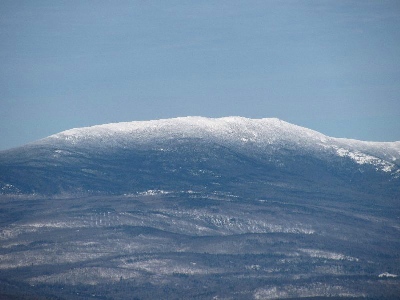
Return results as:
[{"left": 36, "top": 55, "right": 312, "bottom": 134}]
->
[{"left": 1, "top": 1, "right": 400, "bottom": 150}]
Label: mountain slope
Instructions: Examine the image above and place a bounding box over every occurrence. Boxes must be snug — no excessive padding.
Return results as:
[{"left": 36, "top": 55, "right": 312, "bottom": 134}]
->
[
  {"left": 0, "top": 117, "right": 399, "bottom": 198},
  {"left": 1, "top": 117, "right": 400, "bottom": 299}
]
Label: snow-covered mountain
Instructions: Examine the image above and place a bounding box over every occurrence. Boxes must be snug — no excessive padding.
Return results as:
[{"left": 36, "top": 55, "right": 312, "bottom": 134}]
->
[
  {"left": 38, "top": 116, "right": 400, "bottom": 164},
  {"left": 1, "top": 116, "right": 399, "bottom": 196},
  {"left": 1, "top": 117, "right": 400, "bottom": 299}
]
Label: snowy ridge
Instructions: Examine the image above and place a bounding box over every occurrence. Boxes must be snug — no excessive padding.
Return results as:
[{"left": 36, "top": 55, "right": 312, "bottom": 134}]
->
[
  {"left": 44, "top": 116, "right": 327, "bottom": 147},
  {"left": 37, "top": 116, "right": 400, "bottom": 174}
]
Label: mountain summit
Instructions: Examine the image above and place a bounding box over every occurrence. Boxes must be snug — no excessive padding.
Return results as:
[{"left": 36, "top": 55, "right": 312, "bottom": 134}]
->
[
  {"left": 1, "top": 116, "right": 399, "bottom": 196},
  {"left": 0, "top": 117, "right": 400, "bottom": 194}
]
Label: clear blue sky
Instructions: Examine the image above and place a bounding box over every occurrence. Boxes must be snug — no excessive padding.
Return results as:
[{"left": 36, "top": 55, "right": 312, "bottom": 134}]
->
[{"left": 1, "top": 1, "right": 400, "bottom": 150}]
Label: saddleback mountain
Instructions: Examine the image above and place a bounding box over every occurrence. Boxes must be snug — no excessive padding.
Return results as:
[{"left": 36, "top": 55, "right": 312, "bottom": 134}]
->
[{"left": 0, "top": 117, "right": 399, "bottom": 299}]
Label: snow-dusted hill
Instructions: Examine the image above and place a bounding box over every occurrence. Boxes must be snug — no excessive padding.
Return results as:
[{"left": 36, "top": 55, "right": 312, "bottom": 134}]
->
[
  {"left": 36, "top": 116, "right": 400, "bottom": 174},
  {"left": 42, "top": 116, "right": 400, "bottom": 158},
  {"left": 0, "top": 116, "right": 399, "bottom": 196},
  {"left": 1, "top": 117, "right": 400, "bottom": 299}
]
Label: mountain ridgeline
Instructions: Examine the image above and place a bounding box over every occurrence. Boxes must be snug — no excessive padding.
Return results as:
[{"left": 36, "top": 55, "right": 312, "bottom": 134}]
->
[
  {"left": 1, "top": 117, "right": 400, "bottom": 299},
  {"left": 1, "top": 117, "right": 399, "bottom": 199}
]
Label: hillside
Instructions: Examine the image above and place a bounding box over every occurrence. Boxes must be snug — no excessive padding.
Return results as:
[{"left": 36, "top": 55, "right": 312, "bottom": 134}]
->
[{"left": 0, "top": 117, "right": 399, "bottom": 299}]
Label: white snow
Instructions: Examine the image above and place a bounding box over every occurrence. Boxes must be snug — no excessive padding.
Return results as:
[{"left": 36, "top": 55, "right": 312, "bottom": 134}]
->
[
  {"left": 137, "top": 189, "right": 170, "bottom": 196},
  {"left": 299, "top": 248, "right": 358, "bottom": 262},
  {"left": 379, "top": 272, "right": 398, "bottom": 278},
  {"left": 42, "top": 117, "right": 327, "bottom": 148},
  {"left": 334, "top": 146, "right": 396, "bottom": 172},
  {"left": 33, "top": 116, "right": 399, "bottom": 175}
]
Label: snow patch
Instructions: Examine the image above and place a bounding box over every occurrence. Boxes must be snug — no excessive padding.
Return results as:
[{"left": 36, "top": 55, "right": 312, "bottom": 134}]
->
[
  {"left": 379, "top": 272, "right": 398, "bottom": 278},
  {"left": 299, "top": 248, "right": 358, "bottom": 261},
  {"left": 137, "top": 190, "right": 170, "bottom": 196},
  {"left": 334, "top": 146, "right": 395, "bottom": 172}
]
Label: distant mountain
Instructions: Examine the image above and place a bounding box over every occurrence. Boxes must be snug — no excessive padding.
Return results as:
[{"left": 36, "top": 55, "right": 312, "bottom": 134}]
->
[
  {"left": 1, "top": 116, "right": 399, "bottom": 197},
  {"left": 1, "top": 117, "right": 399, "bottom": 299}
]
